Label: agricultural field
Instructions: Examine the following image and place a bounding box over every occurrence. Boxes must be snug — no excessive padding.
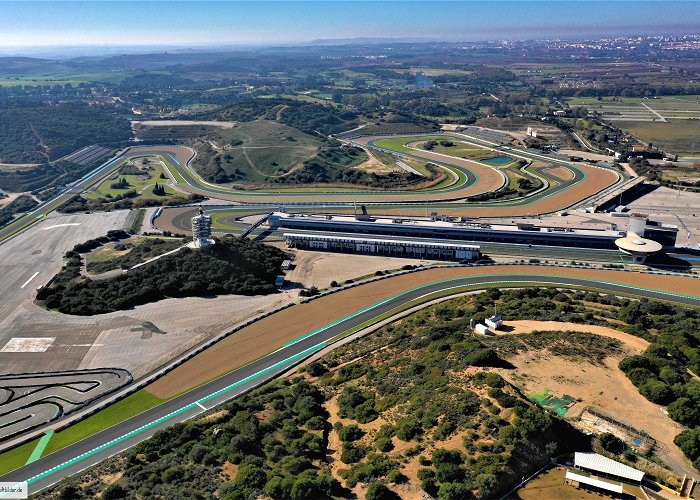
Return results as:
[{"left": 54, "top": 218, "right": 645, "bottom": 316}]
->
[
  {"left": 617, "top": 120, "right": 700, "bottom": 156},
  {"left": 564, "top": 95, "right": 700, "bottom": 154}
]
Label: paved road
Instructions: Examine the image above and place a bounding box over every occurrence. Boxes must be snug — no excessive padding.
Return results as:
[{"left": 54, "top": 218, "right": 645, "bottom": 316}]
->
[{"left": 2, "top": 272, "right": 699, "bottom": 494}]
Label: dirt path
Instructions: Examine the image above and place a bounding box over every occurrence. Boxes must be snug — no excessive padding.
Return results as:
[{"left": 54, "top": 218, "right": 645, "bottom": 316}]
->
[{"left": 28, "top": 121, "right": 50, "bottom": 160}]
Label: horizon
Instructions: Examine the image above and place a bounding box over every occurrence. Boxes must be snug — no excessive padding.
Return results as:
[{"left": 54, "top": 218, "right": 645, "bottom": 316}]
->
[{"left": 1, "top": 0, "right": 699, "bottom": 57}]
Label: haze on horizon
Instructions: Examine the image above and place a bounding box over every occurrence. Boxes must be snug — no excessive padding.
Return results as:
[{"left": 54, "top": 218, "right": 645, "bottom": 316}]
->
[{"left": 0, "top": 0, "right": 699, "bottom": 56}]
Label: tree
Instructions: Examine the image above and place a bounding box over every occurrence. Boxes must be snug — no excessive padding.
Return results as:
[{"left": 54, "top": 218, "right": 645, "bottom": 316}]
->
[
  {"left": 675, "top": 428, "right": 700, "bottom": 462},
  {"left": 366, "top": 481, "right": 400, "bottom": 500},
  {"left": 102, "top": 484, "right": 127, "bottom": 500},
  {"left": 667, "top": 398, "right": 700, "bottom": 428},
  {"left": 599, "top": 433, "right": 625, "bottom": 454},
  {"left": 438, "top": 482, "right": 472, "bottom": 500}
]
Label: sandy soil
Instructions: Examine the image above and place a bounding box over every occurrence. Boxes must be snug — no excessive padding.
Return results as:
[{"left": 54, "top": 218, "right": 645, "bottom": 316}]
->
[
  {"left": 501, "top": 320, "right": 650, "bottom": 352},
  {"left": 558, "top": 150, "right": 616, "bottom": 163},
  {"left": 283, "top": 249, "right": 435, "bottom": 289},
  {"left": 491, "top": 321, "right": 695, "bottom": 477},
  {"left": 544, "top": 166, "right": 575, "bottom": 181},
  {"left": 513, "top": 466, "right": 600, "bottom": 499},
  {"left": 145, "top": 265, "right": 700, "bottom": 398}
]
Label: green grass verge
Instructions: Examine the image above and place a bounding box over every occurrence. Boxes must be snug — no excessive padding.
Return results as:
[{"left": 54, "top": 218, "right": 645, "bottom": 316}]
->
[
  {"left": 41, "top": 390, "right": 164, "bottom": 457},
  {"left": 0, "top": 438, "right": 41, "bottom": 475}
]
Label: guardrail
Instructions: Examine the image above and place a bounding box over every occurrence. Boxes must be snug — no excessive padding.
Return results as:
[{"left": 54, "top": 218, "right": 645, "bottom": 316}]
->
[{"left": 1, "top": 261, "right": 697, "bottom": 454}]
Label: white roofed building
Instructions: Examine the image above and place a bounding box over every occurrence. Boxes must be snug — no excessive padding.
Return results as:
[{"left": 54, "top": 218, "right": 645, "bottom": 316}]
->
[{"left": 574, "top": 452, "right": 644, "bottom": 483}]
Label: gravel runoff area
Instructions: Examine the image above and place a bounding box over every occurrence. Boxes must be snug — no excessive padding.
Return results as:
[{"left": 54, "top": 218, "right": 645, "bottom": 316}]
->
[
  {"left": 0, "top": 369, "right": 131, "bottom": 442},
  {"left": 145, "top": 264, "right": 700, "bottom": 399}
]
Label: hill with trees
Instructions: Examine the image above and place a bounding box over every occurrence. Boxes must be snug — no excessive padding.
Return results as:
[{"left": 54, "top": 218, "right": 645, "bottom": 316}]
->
[{"left": 37, "top": 235, "right": 287, "bottom": 315}]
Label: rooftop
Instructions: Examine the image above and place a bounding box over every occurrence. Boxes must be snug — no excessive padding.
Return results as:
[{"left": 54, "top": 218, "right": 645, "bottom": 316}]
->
[
  {"left": 574, "top": 452, "right": 645, "bottom": 482},
  {"left": 272, "top": 213, "right": 624, "bottom": 239},
  {"left": 283, "top": 233, "right": 480, "bottom": 249},
  {"left": 615, "top": 232, "right": 663, "bottom": 254}
]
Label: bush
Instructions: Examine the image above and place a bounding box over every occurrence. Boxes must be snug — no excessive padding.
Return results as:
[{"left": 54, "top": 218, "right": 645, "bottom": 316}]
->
[
  {"left": 599, "top": 433, "right": 625, "bottom": 454},
  {"left": 395, "top": 418, "right": 423, "bottom": 441},
  {"left": 366, "top": 481, "right": 400, "bottom": 500},
  {"left": 341, "top": 443, "right": 367, "bottom": 464},
  {"left": 338, "top": 424, "right": 365, "bottom": 442},
  {"left": 102, "top": 484, "right": 127, "bottom": 500}
]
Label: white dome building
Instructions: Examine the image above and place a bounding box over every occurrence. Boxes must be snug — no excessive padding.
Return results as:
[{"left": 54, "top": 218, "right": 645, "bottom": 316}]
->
[{"left": 615, "top": 232, "right": 662, "bottom": 264}]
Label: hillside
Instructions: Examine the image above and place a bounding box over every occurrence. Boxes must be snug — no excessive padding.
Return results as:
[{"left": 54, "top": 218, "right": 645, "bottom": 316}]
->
[
  {"left": 37, "top": 235, "right": 287, "bottom": 315},
  {"left": 37, "top": 291, "right": 593, "bottom": 499}
]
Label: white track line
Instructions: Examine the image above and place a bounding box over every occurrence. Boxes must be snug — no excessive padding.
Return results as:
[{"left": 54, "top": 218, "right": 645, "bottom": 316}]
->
[
  {"left": 195, "top": 401, "right": 207, "bottom": 410},
  {"left": 41, "top": 223, "right": 81, "bottom": 230},
  {"left": 21, "top": 272, "right": 39, "bottom": 289}
]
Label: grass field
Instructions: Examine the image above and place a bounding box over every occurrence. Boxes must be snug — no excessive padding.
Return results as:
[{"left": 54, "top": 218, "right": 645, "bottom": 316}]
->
[
  {"left": 617, "top": 119, "right": 700, "bottom": 155},
  {"left": 0, "top": 390, "right": 164, "bottom": 476},
  {"left": 43, "top": 391, "right": 164, "bottom": 456},
  {"left": 201, "top": 120, "right": 321, "bottom": 182},
  {"left": 83, "top": 159, "right": 177, "bottom": 202}
]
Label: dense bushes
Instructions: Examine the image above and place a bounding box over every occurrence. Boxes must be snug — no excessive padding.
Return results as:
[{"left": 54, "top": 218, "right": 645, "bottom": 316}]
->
[
  {"left": 0, "top": 194, "right": 38, "bottom": 227},
  {"left": 86, "top": 237, "right": 186, "bottom": 273},
  {"left": 38, "top": 235, "right": 287, "bottom": 315},
  {"left": 0, "top": 102, "right": 130, "bottom": 164}
]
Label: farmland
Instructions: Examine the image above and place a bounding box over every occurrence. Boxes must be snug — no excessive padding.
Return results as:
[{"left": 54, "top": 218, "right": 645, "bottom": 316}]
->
[{"left": 564, "top": 95, "right": 700, "bottom": 154}]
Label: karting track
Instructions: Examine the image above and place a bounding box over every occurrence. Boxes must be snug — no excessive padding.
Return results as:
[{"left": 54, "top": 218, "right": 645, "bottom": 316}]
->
[
  {"left": 0, "top": 370, "right": 132, "bottom": 442},
  {"left": 2, "top": 266, "right": 698, "bottom": 494}
]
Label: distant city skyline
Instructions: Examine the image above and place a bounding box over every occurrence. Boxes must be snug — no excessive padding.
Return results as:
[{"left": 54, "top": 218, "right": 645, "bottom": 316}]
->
[{"left": 0, "top": 1, "right": 699, "bottom": 53}]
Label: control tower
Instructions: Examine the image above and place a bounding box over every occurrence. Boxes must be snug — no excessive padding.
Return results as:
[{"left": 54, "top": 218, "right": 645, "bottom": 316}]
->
[{"left": 191, "top": 206, "right": 214, "bottom": 248}]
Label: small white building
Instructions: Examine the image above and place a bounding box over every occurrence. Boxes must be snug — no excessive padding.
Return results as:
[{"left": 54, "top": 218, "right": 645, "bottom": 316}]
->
[
  {"left": 475, "top": 324, "right": 491, "bottom": 335},
  {"left": 485, "top": 315, "right": 503, "bottom": 330}
]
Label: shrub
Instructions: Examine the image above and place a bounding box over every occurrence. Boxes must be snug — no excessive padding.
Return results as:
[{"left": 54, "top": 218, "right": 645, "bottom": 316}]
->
[
  {"left": 599, "top": 433, "right": 625, "bottom": 454},
  {"left": 366, "top": 481, "right": 400, "bottom": 500}
]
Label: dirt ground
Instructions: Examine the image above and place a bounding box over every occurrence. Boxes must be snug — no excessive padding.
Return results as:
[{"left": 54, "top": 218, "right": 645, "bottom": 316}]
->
[
  {"left": 511, "top": 466, "right": 603, "bottom": 499},
  {"left": 282, "top": 249, "right": 435, "bottom": 289},
  {"left": 145, "top": 265, "right": 700, "bottom": 398},
  {"left": 491, "top": 320, "right": 696, "bottom": 477},
  {"left": 501, "top": 320, "right": 650, "bottom": 352},
  {"left": 544, "top": 166, "right": 575, "bottom": 181}
]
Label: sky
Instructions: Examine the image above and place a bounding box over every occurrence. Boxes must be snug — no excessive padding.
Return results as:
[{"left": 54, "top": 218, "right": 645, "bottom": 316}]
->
[{"left": 0, "top": 1, "right": 699, "bottom": 50}]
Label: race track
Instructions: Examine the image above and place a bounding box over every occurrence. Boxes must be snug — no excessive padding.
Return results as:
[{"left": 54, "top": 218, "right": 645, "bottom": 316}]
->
[{"left": 2, "top": 266, "right": 698, "bottom": 494}]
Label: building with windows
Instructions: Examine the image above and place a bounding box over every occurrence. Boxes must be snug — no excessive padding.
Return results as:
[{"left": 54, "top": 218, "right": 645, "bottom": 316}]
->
[
  {"left": 270, "top": 212, "right": 626, "bottom": 249},
  {"left": 283, "top": 233, "right": 480, "bottom": 261}
]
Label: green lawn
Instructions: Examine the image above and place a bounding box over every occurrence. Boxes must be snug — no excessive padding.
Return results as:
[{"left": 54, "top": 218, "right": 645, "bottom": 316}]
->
[
  {"left": 0, "top": 438, "right": 41, "bottom": 475},
  {"left": 83, "top": 161, "right": 176, "bottom": 202}
]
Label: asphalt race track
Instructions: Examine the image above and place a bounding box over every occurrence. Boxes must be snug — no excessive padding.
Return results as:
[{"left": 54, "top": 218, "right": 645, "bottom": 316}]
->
[{"left": 2, "top": 271, "right": 699, "bottom": 494}]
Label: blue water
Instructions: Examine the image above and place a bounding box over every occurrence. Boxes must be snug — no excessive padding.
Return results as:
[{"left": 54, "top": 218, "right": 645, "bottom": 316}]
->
[{"left": 482, "top": 156, "right": 513, "bottom": 165}]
